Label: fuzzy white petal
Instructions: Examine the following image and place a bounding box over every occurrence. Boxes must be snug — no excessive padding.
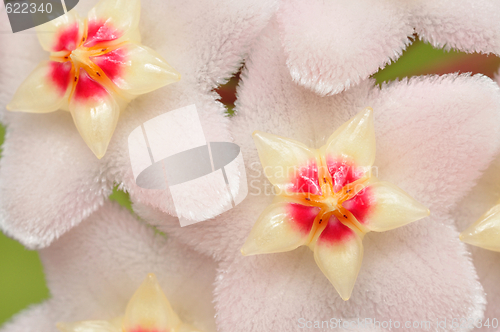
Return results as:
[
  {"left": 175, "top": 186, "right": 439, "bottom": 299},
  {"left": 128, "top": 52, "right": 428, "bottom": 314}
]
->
[
  {"left": 143, "top": 19, "right": 500, "bottom": 261},
  {"left": 0, "top": 0, "right": 275, "bottom": 247},
  {"left": 412, "top": 0, "right": 500, "bottom": 55},
  {"left": 277, "top": 0, "right": 412, "bottom": 96},
  {"left": 141, "top": 20, "right": 500, "bottom": 330},
  {"left": 0, "top": 202, "right": 217, "bottom": 332},
  {"left": 455, "top": 156, "right": 500, "bottom": 329},
  {"left": 0, "top": 111, "right": 111, "bottom": 249}
]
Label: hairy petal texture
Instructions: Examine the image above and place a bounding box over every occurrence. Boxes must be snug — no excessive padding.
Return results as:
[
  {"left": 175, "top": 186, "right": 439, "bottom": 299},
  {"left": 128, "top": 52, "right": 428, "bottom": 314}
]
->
[
  {"left": 144, "top": 18, "right": 500, "bottom": 259},
  {"left": 0, "top": 0, "right": 276, "bottom": 248},
  {"left": 277, "top": 0, "right": 412, "bottom": 96},
  {"left": 0, "top": 202, "right": 217, "bottom": 332},
  {"left": 0, "top": 112, "right": 111, "bottom": 249},
  {"left": 413, "top": 0, "right": 500, "bottom": 54},
  {"left": 276, "top": 0, "right": 500, "bottom": 96},
  {"left": 135, "top": 20, "right": 500, "bottom": 331},
  {"left": 455, "top": 157, "right": 500, "bottom": 330},
  {"left": 128, "top": 0, "right": 278, "bottom": 92}
]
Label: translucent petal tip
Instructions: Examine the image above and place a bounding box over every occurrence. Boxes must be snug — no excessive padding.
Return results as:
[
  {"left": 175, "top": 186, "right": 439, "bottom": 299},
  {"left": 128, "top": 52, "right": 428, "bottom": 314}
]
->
[
  {"left": 123, "top": 273, "right": 181, "bottom": 332},
  {"left": 459, "top": 204, "right": 500, "bottom": 252},
  {"left": 88, "top": 140, "right": 109, "bottom": 159},
  {"left": 240, "top": 244, "right": 257, "bottom": 256},
  {"left": 459, "top": 226, "right": 483, "bottom": 247}
]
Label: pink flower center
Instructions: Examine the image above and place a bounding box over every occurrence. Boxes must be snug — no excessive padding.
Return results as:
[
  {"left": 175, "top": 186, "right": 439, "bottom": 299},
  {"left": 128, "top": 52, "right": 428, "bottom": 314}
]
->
[
  {"left": 287, "top": 157, "right": 373, "bottom": 244},
  {"left": 47, "top": 20, "right": 126, "bottom": 104}
]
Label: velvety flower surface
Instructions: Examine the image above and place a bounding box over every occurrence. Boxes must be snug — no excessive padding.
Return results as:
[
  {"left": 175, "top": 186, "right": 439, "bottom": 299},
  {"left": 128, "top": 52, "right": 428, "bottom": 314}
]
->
[
  {"left": 241, "top": 109, "right": 429, "bottom": 300},
  {"left": 58, "top": 273, "right": 204, "bottom": 332},
  {"left": 7, "top": 0, "right": 181, "bottom": 159},
  {"left": 276, "top": 0, "right": 500, "bottom": 96},
  {"left": 134, "top": 19, "right": 500, "bottom": 331},
  {"left": 0, "top": 201, "right": 217, "bottom": 332},
  {"left": 0, "top": 0, "right": 276, "bottom": 248},
  {"left": 452, "top": 72, "right": 500, "bottom": 332}
]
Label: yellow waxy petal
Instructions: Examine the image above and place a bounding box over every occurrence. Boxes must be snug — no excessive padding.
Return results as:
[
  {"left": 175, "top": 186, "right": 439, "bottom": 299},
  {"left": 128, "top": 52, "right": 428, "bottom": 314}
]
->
[
  {"left": 123, "top": 274, "right": 181, "bottom": 332},
  {"left": 85, "top": 0, "right": 141, "bottom": 47},
  {"left": 36, "top": 10, "right": 84, "bottom": 54},
  {"left": 321, "top": 107, "right": 376, "bottom": 169},
  {"left": 252, "top": 131, "right": 322, "bottom": 195},
  {"left": 7, "top": 61, "right": 72, "bottom": 113},
  {"left": 69, "top": 69, "right": 121, "bottom": 159},
  {"left": 342, "top": 179, "right": 430, "bottom": 232},
  {"left": 313, "top": 216, "right": 363, "bottom": 301},
  {"left": 91, "top": 43, "right": 180, "bottom": 95},
  {"left": 244, "top": 109, "right": 429, "bottom": 301},
  {"left": 460, "top": 203, "right": 500, "bottom": 252},
  {"left": 57, "top": 321, "right": 121, "bottom": 332},
  {"left": 241, "top": 198, "right": 320, "bottom": 255}
]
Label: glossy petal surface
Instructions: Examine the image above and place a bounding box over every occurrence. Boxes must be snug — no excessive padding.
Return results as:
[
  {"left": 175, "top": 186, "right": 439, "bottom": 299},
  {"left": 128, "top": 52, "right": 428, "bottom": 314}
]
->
[
  {"left": 8, "top": 0, "right": 180, "bottom": 159},
  {"left": 7, "top": 61, "right": 72, "bottom": 113},
  {"left": 91, "top": 43, "right": 181, "bottom": 95},
  {"left": 345, "top": 179, "right": 430, "bottom": 232},
  {"left": 123, "top": 274, "right": 181, "bottom": 332},
  {"left": 322, "top": 107, "right": 376, "bottom": 171},
  {"left": 36, "top": 11, "right": 84, "bottom": 53},
  {"left": 69, "top": 70, "right": 121, "bottom": 159},
  {"left": 252, "top": 131, "right": 321, "bottom": 196},
  {"left": 85, "top": 0, "right": 141, "bottom": 47},
  {"left": 243, "top": 107, "right": 427, "bottom": 300},
  {"left": 313, "top": 216, "right": 363, "bottom": 301},
  {"left": 241, "top": 199, "right": 320, "bottom": 255},
  {"left": 460, "top": 203, "right": 500, "bottom": 252}
]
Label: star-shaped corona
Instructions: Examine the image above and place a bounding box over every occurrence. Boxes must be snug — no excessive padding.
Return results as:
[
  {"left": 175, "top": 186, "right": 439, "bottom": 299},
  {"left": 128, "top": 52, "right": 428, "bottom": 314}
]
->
[
  {"left": 241, "top": 108, "right": 430, "bottom": 300},
  {"left": 460, "top": 202, "right": 500, "bottom": 252},
  {"left": 57, "top": 274, "right": 203, "bottom": 332},
  {"left": 7, "top": 0, "right": 180, "bottom": 158}
]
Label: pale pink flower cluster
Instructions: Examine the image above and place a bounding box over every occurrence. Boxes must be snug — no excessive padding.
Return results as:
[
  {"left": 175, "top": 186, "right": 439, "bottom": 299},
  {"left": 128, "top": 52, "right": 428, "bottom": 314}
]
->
[{"left": 1, "top": 0, "right": 500, "bottom": 331}]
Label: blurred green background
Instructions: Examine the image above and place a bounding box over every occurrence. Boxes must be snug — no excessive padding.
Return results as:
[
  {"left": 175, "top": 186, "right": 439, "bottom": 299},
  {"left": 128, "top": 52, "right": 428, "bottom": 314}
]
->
[{"left": 0, "top": 38, "right": 499, "bottom": 326}]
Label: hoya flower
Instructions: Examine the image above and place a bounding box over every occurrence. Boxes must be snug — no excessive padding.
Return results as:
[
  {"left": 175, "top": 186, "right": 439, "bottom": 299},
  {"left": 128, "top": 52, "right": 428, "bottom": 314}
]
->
[
  {"left": 7, "top": 0, "right": 181, "bottom": 159},
  {"left": 58, "top": 274, "right": 203, "bottom": 332},
  {"left": 0, "top": 202, "right": 218, "bottom": 332},
  {"left": 0, "top": 0, "right": 276, "bottom": 248},
  {"left": 134, "top": 20, "right": 500, "bottom": 331},
  {"left": 241, "top": 108, "right": 429, "bottom": 300},
  {"left": 275, "top": 0, "right": 500, "bottom": 96}
]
